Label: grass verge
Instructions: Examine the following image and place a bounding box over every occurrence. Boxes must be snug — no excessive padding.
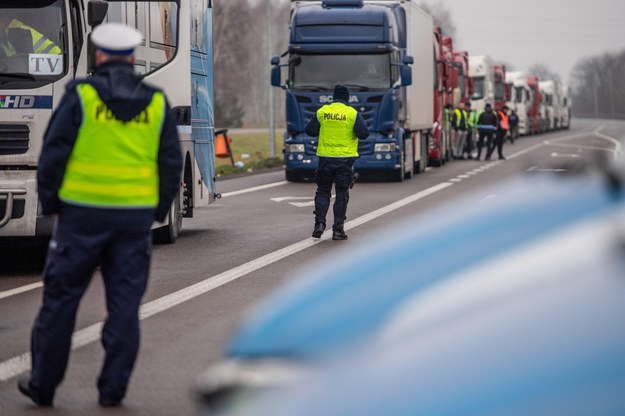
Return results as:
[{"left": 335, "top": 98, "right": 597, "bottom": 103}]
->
[{"left": 215, "top": 131, "right": 284, "bottom": 178}]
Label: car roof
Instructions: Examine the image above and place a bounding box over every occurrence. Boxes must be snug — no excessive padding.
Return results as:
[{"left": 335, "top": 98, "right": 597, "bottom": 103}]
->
[
  {"left": 226, "top": 172, "right": 625, "bottom": 359},
  {"left": 242, "top": 199, "right": 625, "bottom": 416}
]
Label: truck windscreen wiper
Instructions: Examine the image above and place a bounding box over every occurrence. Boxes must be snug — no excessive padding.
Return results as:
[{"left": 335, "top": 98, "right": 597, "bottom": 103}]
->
[
  {"left": 295, "top": 85, "right": 329, "bottom": 91},
  {"left": 342, "top": 84, "right": 371, "bottom": 91},
  {"left": 0, "top": 74, "right": 37, "bottom": 83}
]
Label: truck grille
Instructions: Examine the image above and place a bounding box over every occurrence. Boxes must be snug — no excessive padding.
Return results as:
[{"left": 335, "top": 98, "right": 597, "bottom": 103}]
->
[{"left": 0, "top": 124, "right": 30, "bottom": 155}]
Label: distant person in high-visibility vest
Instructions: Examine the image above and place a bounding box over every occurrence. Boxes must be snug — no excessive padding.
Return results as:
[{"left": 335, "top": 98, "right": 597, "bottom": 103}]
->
[
  {"left": 486, "top": 105, "right": 509, "bottom": 161},
  {"left": 451, "top": 101, "right": 468, "bottom": 159},
  {"left": 18, "top": 22, "right": 182, "bottom": 407},
  {"left": 466, "top": 101, "right": 477, "bottom": 159},
  {"left": 0, "top": 14, "right": 61, "bottom": 56},
  {"left": 305, "top": 84, "right": 369, "bottom": 240}
]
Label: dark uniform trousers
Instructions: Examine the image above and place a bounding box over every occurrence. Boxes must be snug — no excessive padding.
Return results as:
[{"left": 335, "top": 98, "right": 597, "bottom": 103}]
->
[
  {"left": 29, "top": 216, "right": 152, "bottom": 402},
  {"left": 476, "top": 130, "right": 494, "bottom": 159},
  {"left": 487, "top": 129, "right": 507, "bottom": 159},
  {"left": 314, "top": 157, "right": 355, "bottom": 228}
]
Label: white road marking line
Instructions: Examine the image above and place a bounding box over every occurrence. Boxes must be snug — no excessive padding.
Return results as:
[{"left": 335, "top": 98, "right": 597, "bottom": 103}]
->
[
  {"left": 449, "top": 178, "right": 462, "bottom": 183},
  {"left": 290, "top": 201, "right": 315, "bottom": 207},
  {"left": 458, "top": 175, "right": 470, "bottom": 179},
  {"left": 0, "top": 182, "right": 453, "bottom": 381},
  {"left": 0, "top": 282, "right": 43, "bottom": 300},
  {"left": 541, "top": 125, "right": 621, "bottom": 158},
  {"left": 551, "top": 152, "right": 581, "bottom": 158},
  {"left": 221, "top": 181, "right": 288, "bottom": 198},
  {"left": 270, "top": 196, "right": 313, "bottom": 202}
]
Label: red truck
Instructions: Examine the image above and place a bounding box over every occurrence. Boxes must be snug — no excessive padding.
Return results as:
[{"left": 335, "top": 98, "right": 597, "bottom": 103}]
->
[
  {"left": 526, "top": 76, "right": 544, "bottom": 134},
  {"left": 429, "top": 30, "right": 457, "bottom": 167}
]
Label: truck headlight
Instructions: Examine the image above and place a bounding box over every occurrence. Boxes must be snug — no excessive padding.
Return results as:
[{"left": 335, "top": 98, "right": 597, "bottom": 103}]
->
[
  {"left": 374, "top": 143, "right": 396, "bottom": 152},
  {"left": 287, "top": 144, "right": 305, "bottom": 153}
]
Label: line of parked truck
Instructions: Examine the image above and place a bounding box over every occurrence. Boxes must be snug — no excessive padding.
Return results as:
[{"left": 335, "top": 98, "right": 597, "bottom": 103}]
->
[{"left": 272, "top": 0, "right": 572, "bottom": 181}]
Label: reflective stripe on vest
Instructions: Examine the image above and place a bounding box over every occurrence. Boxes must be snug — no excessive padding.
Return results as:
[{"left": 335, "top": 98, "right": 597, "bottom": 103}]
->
[
  {"left": 316, "top": 102, "right": 358, "bottom": 157},
  {"left": 59, "top": 83, "right": 165, "bottom": 208},
  {"left": 2, "top": 19, "right": 61, "bottom": 56}
]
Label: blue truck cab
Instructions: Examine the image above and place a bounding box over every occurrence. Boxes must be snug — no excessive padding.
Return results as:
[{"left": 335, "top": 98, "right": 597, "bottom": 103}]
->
[{"left": 272, "top": 0, "right": 432, "bottom": 182}]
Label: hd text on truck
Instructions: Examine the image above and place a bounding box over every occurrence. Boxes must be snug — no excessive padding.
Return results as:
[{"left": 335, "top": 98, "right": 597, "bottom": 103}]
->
[{"left": 272, "top": 0, "right": 434, "bottom": 182}]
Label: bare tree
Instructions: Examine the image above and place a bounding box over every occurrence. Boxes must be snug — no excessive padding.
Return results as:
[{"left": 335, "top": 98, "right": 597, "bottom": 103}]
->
[
  {"left": 570, "top": 50, "right": 625, "bottom": 118},
  {"left": 527, "top": 63, "right": 561, "bottom": 83},
  {"left": 212, "top": 0, "right": 289, "bottom": 127},
  {"left": 420, "top": 1, "right": 456, "bottom": 38}
]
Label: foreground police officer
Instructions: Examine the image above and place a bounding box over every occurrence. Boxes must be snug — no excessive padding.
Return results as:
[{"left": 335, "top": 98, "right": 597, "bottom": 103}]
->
[
  {"left": 305, "top": 84, "right": 369, "bottom": 240},
  {"left": 18, "top": 23, "right": 182, "bottom": 407}
]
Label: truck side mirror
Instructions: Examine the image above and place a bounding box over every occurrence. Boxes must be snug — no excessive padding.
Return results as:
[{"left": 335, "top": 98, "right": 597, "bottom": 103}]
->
[
  {"left": 271, "top": 56, "right": 280, "bottom": 66},
  {"left": 399, "top": 55, "right": 413, "bottom": 86},
  {"left": 271, "top": 66, "right": 281, "bottom": 87},
  {"left": 87, "top": 1, "right": 108, "bottom": 27}
]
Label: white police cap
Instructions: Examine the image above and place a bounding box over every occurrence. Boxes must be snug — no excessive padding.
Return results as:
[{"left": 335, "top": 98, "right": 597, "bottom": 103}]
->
[{"left": 91, "top": 22, "right": 142, "bottom": 56}]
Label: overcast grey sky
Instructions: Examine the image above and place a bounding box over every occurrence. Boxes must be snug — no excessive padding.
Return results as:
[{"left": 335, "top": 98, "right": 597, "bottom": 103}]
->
[{"left": 425, "top": 0, "right": 625, "bottom": 84}]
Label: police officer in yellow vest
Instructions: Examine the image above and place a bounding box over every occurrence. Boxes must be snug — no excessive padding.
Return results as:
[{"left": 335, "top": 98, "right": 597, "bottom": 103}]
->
[
  {"left": 305, "top": 85, "right": 369, "bottom": 240},
  {"left": 18, "top": 23, "right": 182, "bottom": 407}
]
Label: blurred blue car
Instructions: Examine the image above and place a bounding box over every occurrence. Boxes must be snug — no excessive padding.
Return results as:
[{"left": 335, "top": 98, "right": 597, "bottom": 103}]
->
[{"left": 196, "top": 166, "right": 625, "bottom": 414}]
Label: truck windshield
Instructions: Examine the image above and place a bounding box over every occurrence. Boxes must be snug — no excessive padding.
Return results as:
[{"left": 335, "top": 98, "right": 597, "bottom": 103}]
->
[
  {"left": 514, "top": 86, "right": 524, "bottom": 103},
  {"left": 0, "top": 0, "right": 66, "bottom": 84},
  {"left": 472, "top": 76, "right": 485, "bottom": 99},
  {"left": 494, "top": 82, "right": 505, "bottom": 101},
  {"left": 289, "top": 54, "right": 391, "bottom": 91}
]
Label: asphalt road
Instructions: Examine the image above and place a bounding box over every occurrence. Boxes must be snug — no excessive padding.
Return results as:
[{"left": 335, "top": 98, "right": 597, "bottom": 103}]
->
[{"left": 0, "top": 118, "right": 622, "bottom": 415}]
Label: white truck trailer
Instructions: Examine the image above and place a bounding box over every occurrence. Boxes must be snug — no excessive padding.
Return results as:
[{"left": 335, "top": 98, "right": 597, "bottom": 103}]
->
[
  {"left": 539, "top": 79, "right": 561, "bottom": 131},
  {"left": 505, "top": 71, "right": 531, "bottom": 135},
  {"left": 469, "top": 55, "right": 494, "bottom": 114}
]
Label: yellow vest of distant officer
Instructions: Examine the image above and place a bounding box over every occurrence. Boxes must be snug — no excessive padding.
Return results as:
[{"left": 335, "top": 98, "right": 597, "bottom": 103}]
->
[
  {"left": 59, "top": 83, "right": 165, "bottom": 208},
  {"left": 316, "top": 102, "right": 359, "bottom": 157}
]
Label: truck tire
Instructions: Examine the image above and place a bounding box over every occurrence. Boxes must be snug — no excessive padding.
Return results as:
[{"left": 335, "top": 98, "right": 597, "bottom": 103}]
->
[
  {"left": 153, "top": 186, "right": 183, "bottom": 244},
  {"left": 393, "top": 151, "right": 405, "bottom": 182},
  {"left": 404, "top": 148, "right": 414, "bottom": 180},
  {"left": 416, "top": 133, "right": 428, "bottom": 173}
]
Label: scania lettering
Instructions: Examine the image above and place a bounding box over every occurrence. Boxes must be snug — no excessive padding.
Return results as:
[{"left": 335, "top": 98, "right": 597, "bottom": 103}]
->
[
  {"left": 0, "top": 0, "right": 217, "bottom": 244},
  {"left": 272, "top": 0, "right": 433, "bottom": 182}
]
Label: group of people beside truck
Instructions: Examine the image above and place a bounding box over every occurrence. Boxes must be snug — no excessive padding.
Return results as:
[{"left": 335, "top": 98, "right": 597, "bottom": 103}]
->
[{"left": 451, "top": 102, "right": 511, "bottom": 161}]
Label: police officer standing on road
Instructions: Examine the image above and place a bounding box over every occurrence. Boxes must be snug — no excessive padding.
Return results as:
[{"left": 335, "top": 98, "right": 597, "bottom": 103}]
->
[
  {"left": 305, "top": 84, "right": 369, "bottom": 240},
  {"left": 18, "top": 23, "right": 182, "bottom": 407},
  {"left": 475, "top": 103, "right": 498, "bottom": 160}
]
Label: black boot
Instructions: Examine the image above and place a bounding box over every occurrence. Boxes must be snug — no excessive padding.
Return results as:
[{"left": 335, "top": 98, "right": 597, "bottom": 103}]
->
[
  {"left": 332, "top": 225, "right": 348, "bottom": 241},
  {"left": 312, "top": 221, "right": 325, "bottom": 238},
  {"left": 17, "top": 375, "right": 53, "bottom": 407}
]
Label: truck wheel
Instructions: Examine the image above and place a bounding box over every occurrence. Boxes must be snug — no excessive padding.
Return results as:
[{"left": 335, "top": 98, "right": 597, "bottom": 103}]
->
[
  {"left": 153, "top": 186, "right": 183, "bottom": 244},
  {"left": 417, "top": 135, "right": 428, "bottom": 173},
  {"left": 393, "top": 152, "right": 405, "bottom": 182}
]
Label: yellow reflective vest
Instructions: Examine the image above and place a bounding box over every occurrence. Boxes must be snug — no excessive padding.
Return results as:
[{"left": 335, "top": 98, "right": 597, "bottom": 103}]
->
[
  {"left": 316, "top": 102, "right": 358, "bottom": 157},
  {"left": 1, "top": 19, "right": 62, "bottom": 56},
  {"left": 58, "top": 83, "right": 165, "bottom": 208}
]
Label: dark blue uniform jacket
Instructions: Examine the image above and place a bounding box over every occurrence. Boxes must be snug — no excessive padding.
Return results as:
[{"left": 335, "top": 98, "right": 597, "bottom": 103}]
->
[{"left": 37, "top": 61, "right": 182, "bottom": 229}]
